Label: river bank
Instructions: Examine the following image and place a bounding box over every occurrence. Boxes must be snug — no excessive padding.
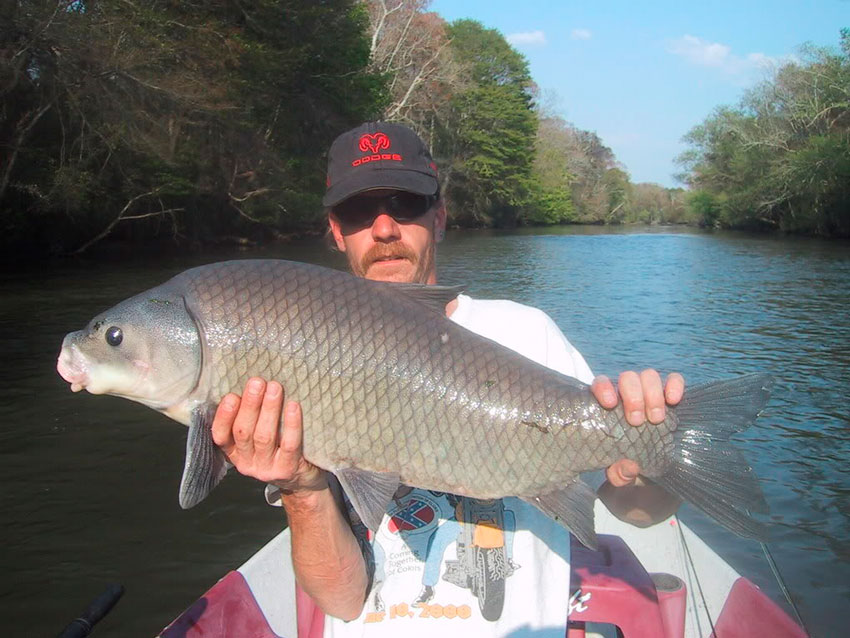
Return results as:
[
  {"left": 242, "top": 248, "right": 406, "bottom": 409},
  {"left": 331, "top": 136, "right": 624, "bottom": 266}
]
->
[{"left": 9, "top": 218, "right": 847, "bottom": 271}]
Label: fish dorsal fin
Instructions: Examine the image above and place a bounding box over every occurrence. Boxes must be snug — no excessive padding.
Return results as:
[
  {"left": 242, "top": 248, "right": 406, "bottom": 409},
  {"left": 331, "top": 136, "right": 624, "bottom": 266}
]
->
[
  {"left": 179, "top": 404, "right": 229, "bottom": 509},
  {"left": 335, "top": 468, "right": 401, "bottom": 531},
  {"left": 390, "top": 283, "right": 465, "bottom": 314},
  {"left": 523, "top": 479, "right": 598, "bottom": 549}
]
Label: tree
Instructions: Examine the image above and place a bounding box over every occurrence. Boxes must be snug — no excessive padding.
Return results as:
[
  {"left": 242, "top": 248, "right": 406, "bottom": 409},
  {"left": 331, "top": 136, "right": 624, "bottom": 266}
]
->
[
  {"left": 602, "top": 167, "right": 631, "bottom": 223},
  {"left": 363, "top": 0, "right": 458, "bottom": 137},
  {"left": 628, "top": 183, "right": 690, "bottom": 224},
  {"left": 0, "top": 0, "right": 387, "bottom": 256},
  {"left": 436, "top": 19, "right": 537, "bottom": 226},
  {"left": 562, "top": 129, "right": 621, "bottom": 223},
  {"left": 525, "top": 113, "right": 577, "bottom": 224},
  {"left": 677, "top": 30, "right": 850, "bottom": 236}
]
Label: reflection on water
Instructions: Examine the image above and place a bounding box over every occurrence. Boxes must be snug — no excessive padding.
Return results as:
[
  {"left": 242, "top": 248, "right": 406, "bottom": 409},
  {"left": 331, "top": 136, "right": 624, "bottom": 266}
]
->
[{"left": 1, "top": 227, "right": 847, "bottom": 636}]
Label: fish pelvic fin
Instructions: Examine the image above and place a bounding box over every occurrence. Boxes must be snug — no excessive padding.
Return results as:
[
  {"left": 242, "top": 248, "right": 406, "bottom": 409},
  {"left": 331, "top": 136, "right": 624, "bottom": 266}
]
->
[
  {"left": 523, "top": 479, "right": 597, "bottom": 550},
  {"left": 335, "top": 468, "right": 401, "bottom": 532},
  {"left": 652, "top": 373, "right": 773, "bottom": 540},
  {"left": 179, "top": 404, "right": 229, "bottom": 509}
]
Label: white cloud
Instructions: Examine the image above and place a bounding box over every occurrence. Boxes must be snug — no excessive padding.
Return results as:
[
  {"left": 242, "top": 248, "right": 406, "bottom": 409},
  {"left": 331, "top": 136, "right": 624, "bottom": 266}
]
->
[
  {"left": 506, "top": 30, "right": 547, "bottom": 46},
  {"left": 745, "top": 52, "right": 776, "bottom": 68},
  {"left": 668, "top": 35, "right": 777, "bottom": 75},
  {"left": 570, "top": 28, "right": 592, "bottom": 41}
]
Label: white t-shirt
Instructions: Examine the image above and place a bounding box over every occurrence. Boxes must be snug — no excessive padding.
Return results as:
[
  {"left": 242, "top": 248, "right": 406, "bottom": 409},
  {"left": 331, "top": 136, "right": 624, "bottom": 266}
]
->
[{"left": 325, "top": 295, "right": 594, "bottom": 638}]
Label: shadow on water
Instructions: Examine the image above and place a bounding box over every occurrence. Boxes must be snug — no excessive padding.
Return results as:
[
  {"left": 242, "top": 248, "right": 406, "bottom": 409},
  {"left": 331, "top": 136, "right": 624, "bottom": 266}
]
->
[{"left": 1, "top": 226, "right": 847, "bottom": 636}]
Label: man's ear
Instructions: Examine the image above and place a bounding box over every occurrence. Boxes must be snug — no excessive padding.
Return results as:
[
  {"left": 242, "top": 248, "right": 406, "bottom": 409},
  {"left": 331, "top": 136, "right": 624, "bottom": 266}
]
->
[
  {"left": 327, "top": 211, "right": 347, "bottom": 252},
  {"left": 434, "top": 201, "right": 447, "bottom": 242}
]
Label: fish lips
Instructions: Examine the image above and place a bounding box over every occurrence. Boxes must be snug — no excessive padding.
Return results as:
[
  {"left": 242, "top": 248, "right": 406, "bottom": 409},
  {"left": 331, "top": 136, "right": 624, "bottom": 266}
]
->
[{"left": 57, "top": 337, "right": 89, "bottom": 392}]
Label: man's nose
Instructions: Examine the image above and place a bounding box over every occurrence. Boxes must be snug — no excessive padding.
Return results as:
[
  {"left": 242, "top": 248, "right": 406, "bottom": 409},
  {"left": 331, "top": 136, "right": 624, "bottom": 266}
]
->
[{"left": 370, "top": 212, "right": 401, "bottom": 241}]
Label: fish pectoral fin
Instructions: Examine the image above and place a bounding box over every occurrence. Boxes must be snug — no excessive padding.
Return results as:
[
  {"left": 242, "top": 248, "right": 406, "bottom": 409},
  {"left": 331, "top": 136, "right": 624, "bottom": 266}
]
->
[
  {"left": 179, "top": 404, "right": 228, "bottom": 509},
  {"left": 523, "top": 480, "right": 598, "bottom": 550},
  {"left": 335, "top": 468, "right": 401, "bottom": 532}
]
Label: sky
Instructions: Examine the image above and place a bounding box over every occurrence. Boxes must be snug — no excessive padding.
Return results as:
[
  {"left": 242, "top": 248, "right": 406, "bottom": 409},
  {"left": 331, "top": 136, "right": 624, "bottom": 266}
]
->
[{"left": 429, "top": 0, "right": 848, "bottom": 187}]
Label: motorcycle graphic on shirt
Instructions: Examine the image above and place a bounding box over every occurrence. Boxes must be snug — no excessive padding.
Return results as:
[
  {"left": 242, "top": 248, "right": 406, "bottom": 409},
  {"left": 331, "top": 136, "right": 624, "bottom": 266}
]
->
[
  {"left": 367, "top": 491, "right": 519, "bottom": 624},
  {"left": 437, "top": 496, "right": 518, "bottom": 621}
]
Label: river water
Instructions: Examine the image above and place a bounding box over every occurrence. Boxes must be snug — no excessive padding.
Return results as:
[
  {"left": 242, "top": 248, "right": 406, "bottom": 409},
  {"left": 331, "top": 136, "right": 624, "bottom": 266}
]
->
[{"left": 1, "top": 226, "right": 847, "bottom": 636}]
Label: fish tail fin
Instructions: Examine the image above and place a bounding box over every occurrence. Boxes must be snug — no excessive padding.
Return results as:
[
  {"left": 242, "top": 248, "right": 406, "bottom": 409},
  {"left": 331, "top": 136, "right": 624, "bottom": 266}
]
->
[{"left": 652, "top": 373, "right": 773, "bottom": 540}]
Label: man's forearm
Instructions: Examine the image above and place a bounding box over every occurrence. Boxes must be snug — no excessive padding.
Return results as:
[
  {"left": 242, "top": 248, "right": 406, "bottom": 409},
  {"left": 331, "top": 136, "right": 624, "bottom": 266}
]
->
[{"left": 283, "top": 487, "right": 369, "bottom": 621}]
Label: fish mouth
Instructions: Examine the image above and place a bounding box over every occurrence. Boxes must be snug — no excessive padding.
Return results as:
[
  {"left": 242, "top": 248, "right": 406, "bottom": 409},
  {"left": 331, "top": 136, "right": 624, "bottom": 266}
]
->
[{"left": 57, "top": 345, "right": 88, "bottom": 392}]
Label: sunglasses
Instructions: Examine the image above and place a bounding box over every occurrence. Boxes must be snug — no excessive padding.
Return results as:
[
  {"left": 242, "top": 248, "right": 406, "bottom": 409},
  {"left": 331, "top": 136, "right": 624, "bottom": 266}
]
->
[{"left": 332, "top": 192, "right": 439, "bottom": 228}]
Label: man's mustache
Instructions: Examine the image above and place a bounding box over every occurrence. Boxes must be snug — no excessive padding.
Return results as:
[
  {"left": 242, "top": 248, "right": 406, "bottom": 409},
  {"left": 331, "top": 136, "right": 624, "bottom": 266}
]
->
[{"left": 361, "top": 242, "right": 418, "bottom": 270}]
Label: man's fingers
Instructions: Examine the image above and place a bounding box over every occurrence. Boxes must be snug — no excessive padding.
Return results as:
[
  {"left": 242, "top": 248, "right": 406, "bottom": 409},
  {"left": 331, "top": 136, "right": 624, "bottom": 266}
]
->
[
  {"left": 590, "top": 375, "right": 618, "bottom": 408},
  {"left": 232, "top": 377, "right": 266, "bottom": 452},
  {"left": 606, "top": 459, "right": 641, "bottom": 486},
  {"left": 212, "top": 393, "right": 240, "bottom": 450},
  {"left": 617, "top": 371, "right": 645, "bottom": 426},
  {"left": 252, "top": 381, "right": 284, "bottom": 461},
  {"left": 640, "top": 368, "right": 666, "bottom": 424},
  {"left": 273, "top": 401, "right": 303, "bottom": 479},
  {"left": 665, "top": 372, "right": 685, "bottom": 406},
  {"left": 280, "top": 401, "right": 303, "bottom": 456}
]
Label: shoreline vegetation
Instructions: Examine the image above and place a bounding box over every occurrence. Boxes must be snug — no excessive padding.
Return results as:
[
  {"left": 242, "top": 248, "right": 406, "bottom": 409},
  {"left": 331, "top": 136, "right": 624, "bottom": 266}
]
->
[{"left": 2, "top": 2, "right": 848, "bottom": 261}]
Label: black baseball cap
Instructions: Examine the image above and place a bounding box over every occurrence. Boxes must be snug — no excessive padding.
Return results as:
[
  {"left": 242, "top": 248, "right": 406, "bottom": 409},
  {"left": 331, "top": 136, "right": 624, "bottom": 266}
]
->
[{"left": 323, "top": 122, "right": 439, "bottom": 207}]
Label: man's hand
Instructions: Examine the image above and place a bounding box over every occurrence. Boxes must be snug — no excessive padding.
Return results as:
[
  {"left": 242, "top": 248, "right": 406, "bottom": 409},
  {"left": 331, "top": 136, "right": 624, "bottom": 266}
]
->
[
  {"left": 590, "top": 370, "right": 685, "bottom": 487},
  {"left": 211, "top": 377, "right": 327, "bottom": 493},
  {"left": 213, "top": 377, "right": 368, "bottom": 620},
  {"left": 596, "top": 477, "right": 683, "bottom": 527}
]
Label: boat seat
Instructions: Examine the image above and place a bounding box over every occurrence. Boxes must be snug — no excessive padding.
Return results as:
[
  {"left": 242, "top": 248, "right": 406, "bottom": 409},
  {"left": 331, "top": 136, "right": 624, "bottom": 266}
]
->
[
  {"left": 158, "top": 534, "right": 688, "bottom": 638},
  {"left": 709, "top": 577, "right": 808, "bottom": 638},
  {"left": 568, "top": 534, "right": 686, "bottom": 638},
  {"left": 158, "top": 570, "right": 326, "bottom": 638},
  {"left": 158, "top": 570, "right": 281, "bottom": 638}
]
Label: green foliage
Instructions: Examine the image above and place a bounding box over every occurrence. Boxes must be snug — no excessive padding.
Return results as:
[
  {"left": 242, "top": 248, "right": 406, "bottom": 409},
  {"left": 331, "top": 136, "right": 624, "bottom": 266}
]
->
[
  {"left": 781, "top": 133, "right": 850, "bottom": 234},
  {"left": 445, "top": 85, "right": 537, "bottom": 225},
  {"left": 0, "top": 0, "right": 387, "bottom": 256},
  {"left": 678, "top": 30, "right": 850, "bottom": 236},
  {"left": 436, "top": 20, "right": 537, "bottom": 227},
  {"left": 524, "top": 178, "right": 576, "bottom": 225},
  {"left": 624, "top": 184, "right": 690, "bottom": 225},
  {"left": 602, "top": 168, "right": 630, "bottom": 223},
  {"left": 444, "top": 19, "right": 532, "bottom": 92},
  {"left": 15, "top": 3, "right": 841, "bottom": 257},
  {"left": 525, "top": 114, "right": 577, "bottom": 225},
  {"left": 687, "top": 190, "right": 724, "bottom": 227}
]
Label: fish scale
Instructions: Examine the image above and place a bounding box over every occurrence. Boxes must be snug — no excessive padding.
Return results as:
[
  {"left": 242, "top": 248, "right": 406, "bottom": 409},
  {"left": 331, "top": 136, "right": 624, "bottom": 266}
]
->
[
  {"left": 177, "top": 261, "right": 620, "bottom": 490},
  {"left": 58, "top": 259, "right": 772, "bottom": 547}
]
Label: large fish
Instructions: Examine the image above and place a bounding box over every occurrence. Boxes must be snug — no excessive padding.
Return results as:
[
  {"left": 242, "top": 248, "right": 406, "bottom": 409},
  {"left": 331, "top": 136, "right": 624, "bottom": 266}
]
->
[{"left": 57, "top": 259, "right": 771, "bottom": 547}]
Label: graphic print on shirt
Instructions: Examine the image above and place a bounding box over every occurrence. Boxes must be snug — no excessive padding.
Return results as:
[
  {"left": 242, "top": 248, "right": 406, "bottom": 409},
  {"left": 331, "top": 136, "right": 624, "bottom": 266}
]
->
[{"left": 367, "top": 490, "right": 519, "bottom": 623}]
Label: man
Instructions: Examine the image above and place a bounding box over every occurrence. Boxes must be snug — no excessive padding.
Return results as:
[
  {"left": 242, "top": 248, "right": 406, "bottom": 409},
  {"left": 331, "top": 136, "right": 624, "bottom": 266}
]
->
[{"left": 211, "top": 122, "right": 684, "bottom": 633}]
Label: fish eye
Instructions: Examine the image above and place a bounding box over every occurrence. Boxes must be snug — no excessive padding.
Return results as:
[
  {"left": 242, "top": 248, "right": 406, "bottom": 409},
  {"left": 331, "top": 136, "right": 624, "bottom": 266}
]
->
[{"left": 105, "top": 326, "right": 123, "bottom": 346}]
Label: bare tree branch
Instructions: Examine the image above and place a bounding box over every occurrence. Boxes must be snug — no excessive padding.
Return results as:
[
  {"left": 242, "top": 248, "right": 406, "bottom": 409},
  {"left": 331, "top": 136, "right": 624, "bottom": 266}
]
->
[
  {"left": 0, "top": 100, "right": 55, "bottom": 201},
  {"left": 369, "top": 0, "right": 404, "bottom": 57},
  {"left": 71, "top": 190, "right": 182, "bottom": 255},
  {"left": 386, "top": 38, "right": 449, "bottom": 119}
]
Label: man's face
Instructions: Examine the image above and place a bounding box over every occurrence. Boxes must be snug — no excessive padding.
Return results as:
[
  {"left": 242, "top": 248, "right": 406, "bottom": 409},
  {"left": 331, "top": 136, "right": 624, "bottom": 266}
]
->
[{"left": 328, "top": 189, "right": 446, "bottom": 284}]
